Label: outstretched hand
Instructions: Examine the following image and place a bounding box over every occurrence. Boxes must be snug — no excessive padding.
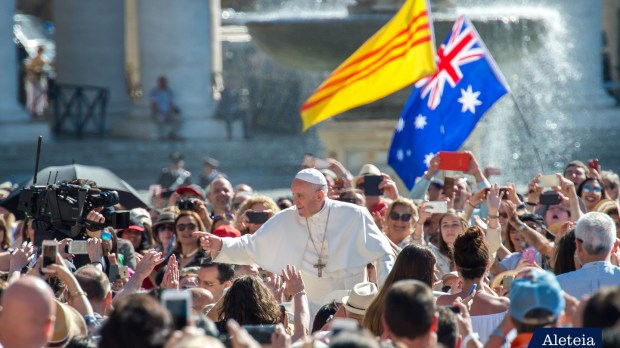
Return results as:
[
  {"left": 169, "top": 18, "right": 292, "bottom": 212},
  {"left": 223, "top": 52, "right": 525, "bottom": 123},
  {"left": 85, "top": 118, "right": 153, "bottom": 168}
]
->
[{"left": 194, "top": 231, "right": 223, "bottom": 255}]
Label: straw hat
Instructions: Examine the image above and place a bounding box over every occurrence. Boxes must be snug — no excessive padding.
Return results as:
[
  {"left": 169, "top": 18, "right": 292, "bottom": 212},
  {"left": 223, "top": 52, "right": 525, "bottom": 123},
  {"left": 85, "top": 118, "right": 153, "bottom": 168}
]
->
[
  {"left": 341, "top": 282, "right": 378, "bottom": 316},
  {"left": 47, "top": 301, "right": 87, "bottom": 348}
]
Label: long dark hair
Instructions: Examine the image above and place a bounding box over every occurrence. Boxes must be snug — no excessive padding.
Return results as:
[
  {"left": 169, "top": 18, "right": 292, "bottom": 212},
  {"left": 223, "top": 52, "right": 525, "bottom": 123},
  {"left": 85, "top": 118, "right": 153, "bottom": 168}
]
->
[
  {"left": 219, "top": 276, "right": 281, "bottom": 325},
  {"left": 363, "top": 244, "right": 437, "bottom": 336},
  {"left": 553, "top": 230, "right": 577, "bottom": 275}
]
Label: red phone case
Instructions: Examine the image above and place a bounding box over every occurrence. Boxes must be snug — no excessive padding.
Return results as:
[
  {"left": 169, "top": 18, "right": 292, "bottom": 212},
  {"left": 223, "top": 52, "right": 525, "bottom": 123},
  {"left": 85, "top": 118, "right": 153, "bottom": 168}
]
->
[{"left": 437, "top": 152, "right": 471, "bottom": 171}]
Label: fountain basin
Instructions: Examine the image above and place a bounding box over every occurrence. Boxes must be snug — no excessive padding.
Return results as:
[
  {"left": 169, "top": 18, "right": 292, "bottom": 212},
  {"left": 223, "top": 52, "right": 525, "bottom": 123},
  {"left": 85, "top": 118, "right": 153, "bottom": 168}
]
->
[{"left": 245, "top": 12, "right": 549, "bottom": 71}]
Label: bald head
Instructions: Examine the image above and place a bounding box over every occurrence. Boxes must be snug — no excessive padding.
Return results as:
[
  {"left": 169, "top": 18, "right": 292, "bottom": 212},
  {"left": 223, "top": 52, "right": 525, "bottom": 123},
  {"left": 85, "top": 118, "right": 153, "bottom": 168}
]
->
[
  {"left": 207, "top": 176, "right": 234, "bottom": 213},
  {"left": 0, "top": 276, "right": 56, "bottom": 348}
]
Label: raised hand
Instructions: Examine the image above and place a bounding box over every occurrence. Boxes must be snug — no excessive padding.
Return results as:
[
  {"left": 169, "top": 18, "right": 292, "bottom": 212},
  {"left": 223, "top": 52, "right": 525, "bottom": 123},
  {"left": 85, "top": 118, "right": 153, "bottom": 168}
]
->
[
  {"left": 134, "top": 249, "right": 165, "bottom": 278},
  {"left": 281, "top": 265, "right": 305, "bottom": 298},
  {"left": 161, "top": 254, "right": 180, "bottom": 289}
]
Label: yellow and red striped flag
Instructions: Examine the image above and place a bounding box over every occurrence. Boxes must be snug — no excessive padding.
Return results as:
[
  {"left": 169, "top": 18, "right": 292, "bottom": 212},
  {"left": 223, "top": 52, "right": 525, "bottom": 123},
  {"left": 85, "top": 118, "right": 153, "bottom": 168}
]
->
[{"left": 300, "top": 0, "right": 436, "bottom": 131}]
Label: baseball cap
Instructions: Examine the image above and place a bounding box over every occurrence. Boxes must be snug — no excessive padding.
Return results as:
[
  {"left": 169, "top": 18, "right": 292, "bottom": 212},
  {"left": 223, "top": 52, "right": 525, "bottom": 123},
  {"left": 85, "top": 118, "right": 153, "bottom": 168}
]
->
[
  {"left": 176, "top": 185, "right": 205, "bottom": 199},
  {"left": 212, "top": 225, "right": 241, "bottom": 238},
  {"left": 509, "top": 269, "right": 565, "bottom": 324}
]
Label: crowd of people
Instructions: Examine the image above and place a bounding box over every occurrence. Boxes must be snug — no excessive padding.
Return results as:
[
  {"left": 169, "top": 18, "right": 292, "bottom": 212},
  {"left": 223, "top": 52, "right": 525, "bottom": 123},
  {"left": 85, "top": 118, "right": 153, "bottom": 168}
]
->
[{"left": 0, "top": 151, "right": 619, "bottom": 348}]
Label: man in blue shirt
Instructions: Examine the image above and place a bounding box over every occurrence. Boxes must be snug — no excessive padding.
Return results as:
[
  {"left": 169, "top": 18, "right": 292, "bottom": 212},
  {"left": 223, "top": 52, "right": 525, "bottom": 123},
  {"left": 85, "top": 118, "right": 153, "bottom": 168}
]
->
[
  {"left": 150, "top": 76, "right": 182, "bottom": 140},
  {"left": 556, "top": 212, "right": 620, "bottom": 299}
]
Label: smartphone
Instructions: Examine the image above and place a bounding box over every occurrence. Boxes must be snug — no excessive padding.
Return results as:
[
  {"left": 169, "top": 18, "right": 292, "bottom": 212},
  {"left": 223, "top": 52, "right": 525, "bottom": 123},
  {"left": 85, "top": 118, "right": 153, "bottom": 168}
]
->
[
  {"left": 338, "top": 197, "right": 357, "bottom": 204},
  {"left": 437, "top": 151, "right": 471, "bottom": 172},
  {"left": 588, "top": 159, "right": 600, "bottom": 172},
  {"left": 502, "top": 275, "right": 515, "bottom": 290},
  {"left": 540, "top": 191, "right": 562, "bottom": 205},
  {"left": 118, "top": 266, "right": 129, "bottom": 279},
  {"left": 246, "top": 211, "right": 270, "bottom": 224},
  {"left": 331, "top": 318, "right": 360, "bottom": 336},
  {"left": 443, "top": 177, "right": 455, "bottom": 197},
  {"left": 444, "top": 305, "right": 461, "bottom": 314},
  {"left": 109, "top": 265, "right": 120, "bottom": 281},
  {"left": 522, "top": 248, "right": 536, "bottom": 264},
  {"left": 243, "top": 325, "right": 277, "bottom": 344},
  {"left": 538, "top": 175, "right": 560, "bottom": 187},
  {"left": 68, "top": 240, "right": 88, "bottom": 255},
  {"left": 425, "top": 201, "right": 448, "bottom": 214},
  {"left": 302, "top": 154, "right": 315, "bottom": 168},
  {"left": 314, "top": 157, "right": 331, "bottom": 170},
  {"left": 363, "top": 176, "right": 384, "bottom": 196},
  {"left": 466, "top": 283, "right": 477, "bottom": 297},
  {"left": 161, "top": 289, "right": 192, "bottom": 330},
  {"left": 41, "top": 240, "right": 57, "bottom": 273}
]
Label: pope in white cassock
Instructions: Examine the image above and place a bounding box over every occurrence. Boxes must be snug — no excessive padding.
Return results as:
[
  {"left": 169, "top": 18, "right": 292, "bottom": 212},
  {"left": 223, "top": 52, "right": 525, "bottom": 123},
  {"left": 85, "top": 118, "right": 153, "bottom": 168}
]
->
[{"left": 198, "top": 168, "right": 395, "bottom": 313}]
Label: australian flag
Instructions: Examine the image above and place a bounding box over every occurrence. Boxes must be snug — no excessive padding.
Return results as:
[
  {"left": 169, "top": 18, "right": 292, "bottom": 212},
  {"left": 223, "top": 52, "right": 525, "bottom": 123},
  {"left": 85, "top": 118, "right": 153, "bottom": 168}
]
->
[{"left": 388, "top": 16, "right": 509, "bottom": 189}]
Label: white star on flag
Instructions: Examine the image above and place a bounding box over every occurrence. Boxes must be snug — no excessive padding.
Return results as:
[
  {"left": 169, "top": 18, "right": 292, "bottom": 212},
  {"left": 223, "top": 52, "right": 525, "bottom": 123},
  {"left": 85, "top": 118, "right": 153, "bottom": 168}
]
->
[
  {"left": 414, "top": 114, "right": 427, "bottom": 129},
  {"left": 458, "top": 85, "right": 482, "bottom": 113},
  {"left": 396, "top": 118, "right": 405, "bottom": 132},
  {"left": 423, "top": 152, "right": 435, "bottom": 168},
  {"left": 397, "top": 149, "right": 404, "bottom": 161},
  {"left": 406, "top": 150, "right": 411, "bottom": 157}
]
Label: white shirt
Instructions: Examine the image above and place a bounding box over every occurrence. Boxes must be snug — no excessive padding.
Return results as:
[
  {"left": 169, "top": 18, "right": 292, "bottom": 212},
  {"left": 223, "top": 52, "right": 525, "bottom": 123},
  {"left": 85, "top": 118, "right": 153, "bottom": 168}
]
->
[{"left": 213, "top": 199, "right": 395, "bottom": 313}]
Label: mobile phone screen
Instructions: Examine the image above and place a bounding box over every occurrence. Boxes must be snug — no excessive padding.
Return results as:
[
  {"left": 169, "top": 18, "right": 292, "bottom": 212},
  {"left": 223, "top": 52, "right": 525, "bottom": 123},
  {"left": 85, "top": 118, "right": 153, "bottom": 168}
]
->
[
  {"left": 109, "top": 265, "right": 120, "bottom": 281},
  {"left": 166, "top": 298, "right": 189, "bottom": 330},
  {"left": 363, "top": 176, "right": 384, "bottom": 196},
  {"left": 244, "top": 325, "right": 277, "bottom": 344},
  {"left": 42, "top": 241, "right": 57, "bottom": 272},
  {"left": 246, "top": 211, "right": 270, "bottom": 224}
]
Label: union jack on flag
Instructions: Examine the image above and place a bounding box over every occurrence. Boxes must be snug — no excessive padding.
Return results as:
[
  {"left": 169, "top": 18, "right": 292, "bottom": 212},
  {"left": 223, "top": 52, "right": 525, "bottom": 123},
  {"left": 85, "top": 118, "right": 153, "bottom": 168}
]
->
[{"left": 388, "top": 16, "right": 509, "bottom": 189}]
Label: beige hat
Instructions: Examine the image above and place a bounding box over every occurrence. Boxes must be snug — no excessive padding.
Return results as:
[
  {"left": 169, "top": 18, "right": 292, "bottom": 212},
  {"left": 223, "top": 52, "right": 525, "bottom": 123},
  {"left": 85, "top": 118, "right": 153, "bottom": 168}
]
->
[
  {"left": 352, "top": 164, "right": 381, "bottom": 187},
  {"left": 48, "top": 301, "right": 87, "bottom": 348},
  {"left": 342, "top": 282, "right": 378, "bottom": 316},
  {"left": 321, "top": 289, "right": 350, "bottom": 306}
]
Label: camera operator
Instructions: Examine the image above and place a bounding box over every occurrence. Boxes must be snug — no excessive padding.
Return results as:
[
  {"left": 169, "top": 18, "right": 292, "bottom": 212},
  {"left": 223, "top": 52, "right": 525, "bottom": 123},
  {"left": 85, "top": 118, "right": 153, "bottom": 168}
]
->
[{"left": 72, "top": 210, "right": 137, "bottom": 272}]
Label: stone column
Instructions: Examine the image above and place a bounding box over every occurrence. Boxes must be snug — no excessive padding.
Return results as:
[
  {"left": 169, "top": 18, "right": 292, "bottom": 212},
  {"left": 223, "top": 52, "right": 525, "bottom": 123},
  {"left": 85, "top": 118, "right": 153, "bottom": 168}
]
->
[
  {"left": 53, "top": 0, "right": 130, "bottom": 134},
  {"left": 136, "top": 0, "right": 225, "bottom": 139}
]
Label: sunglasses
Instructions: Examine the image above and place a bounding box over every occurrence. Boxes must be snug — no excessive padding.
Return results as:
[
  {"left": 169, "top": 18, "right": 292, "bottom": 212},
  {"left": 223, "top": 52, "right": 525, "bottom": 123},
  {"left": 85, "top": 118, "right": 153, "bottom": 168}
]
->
[
  {"left": 390, "top": 212, "right": 412, "bottom": 222},
  {"left": 176, "top": 223, "right": 197, "bottom": 232},
  {"left": 212, "top": 213, "right": 235, "bottom": 221},
  {"left": 582, "top": 185, "right": 602, "bottom": 193}
]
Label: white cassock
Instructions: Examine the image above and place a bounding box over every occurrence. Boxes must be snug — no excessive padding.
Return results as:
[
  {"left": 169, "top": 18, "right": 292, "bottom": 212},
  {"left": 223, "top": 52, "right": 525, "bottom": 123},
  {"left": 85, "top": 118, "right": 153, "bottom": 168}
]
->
[{"left": 213, "top": 198, "right": 395, "bottom": 314}]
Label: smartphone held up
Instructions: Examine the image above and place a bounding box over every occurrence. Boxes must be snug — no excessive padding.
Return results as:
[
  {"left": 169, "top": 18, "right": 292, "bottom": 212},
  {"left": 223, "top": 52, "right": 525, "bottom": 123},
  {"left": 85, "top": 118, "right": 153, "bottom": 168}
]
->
[{"left": 41, "top": 240, "right": 57, "bottom": 273}]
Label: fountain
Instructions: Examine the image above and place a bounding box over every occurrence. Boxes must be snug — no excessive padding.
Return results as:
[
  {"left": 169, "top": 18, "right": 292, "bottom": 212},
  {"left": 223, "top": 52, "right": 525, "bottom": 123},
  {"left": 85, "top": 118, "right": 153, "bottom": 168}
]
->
[{"left": 222, "top": 0, "right": 619, "bottom": 189}]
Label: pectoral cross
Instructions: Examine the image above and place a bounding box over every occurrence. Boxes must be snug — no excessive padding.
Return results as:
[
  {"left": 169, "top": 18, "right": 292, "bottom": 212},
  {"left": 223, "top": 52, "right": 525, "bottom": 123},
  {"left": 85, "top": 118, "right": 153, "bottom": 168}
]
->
[{"left": 314, "top": 258, "right": 327, "bottom": 277}]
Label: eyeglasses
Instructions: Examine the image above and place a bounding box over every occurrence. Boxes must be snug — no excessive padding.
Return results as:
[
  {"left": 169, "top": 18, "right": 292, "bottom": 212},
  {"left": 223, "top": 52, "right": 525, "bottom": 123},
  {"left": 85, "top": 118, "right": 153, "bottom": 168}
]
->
[
  {"left": 498, "top": 213, "right": 508, "bottom": 219},
  {"left": 582, "top": 185, "right": 602, "bottom": 193},
  {"left": 176, "top": 223, "right": 197, "bottom": 232},
  {"left": 390, "top": 212, "right": 412, "bottom": 222}
]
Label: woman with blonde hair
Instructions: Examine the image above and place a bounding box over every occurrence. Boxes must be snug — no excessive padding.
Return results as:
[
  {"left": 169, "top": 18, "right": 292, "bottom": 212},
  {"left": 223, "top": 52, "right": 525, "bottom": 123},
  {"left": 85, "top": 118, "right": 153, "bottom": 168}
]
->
[
  {"left": 382, "top": 198, "right": 422, "bottom": 250},
  {"left": 234, "top": 195, "right": 280, "bottom": 235}
]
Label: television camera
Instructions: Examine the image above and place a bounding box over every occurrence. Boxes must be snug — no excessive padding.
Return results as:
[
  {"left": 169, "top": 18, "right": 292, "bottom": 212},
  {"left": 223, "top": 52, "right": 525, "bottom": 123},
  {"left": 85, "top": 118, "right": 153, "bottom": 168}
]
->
[{"left": 18, "top": 180, "right": 129, "bottom": 245}]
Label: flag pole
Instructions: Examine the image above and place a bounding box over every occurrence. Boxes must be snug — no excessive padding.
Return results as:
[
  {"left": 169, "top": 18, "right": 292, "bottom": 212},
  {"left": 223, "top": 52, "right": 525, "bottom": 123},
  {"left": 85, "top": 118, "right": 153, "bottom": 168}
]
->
[{"left": 509, "top": 94, "right": 544, "bottom": 174}]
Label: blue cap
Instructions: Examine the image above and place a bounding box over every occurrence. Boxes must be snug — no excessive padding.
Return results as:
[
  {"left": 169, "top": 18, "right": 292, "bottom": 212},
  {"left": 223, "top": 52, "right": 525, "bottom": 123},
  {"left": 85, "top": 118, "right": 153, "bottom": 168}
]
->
[{"left": 509, "top": 269, "right": 565, "bottom": 324}]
